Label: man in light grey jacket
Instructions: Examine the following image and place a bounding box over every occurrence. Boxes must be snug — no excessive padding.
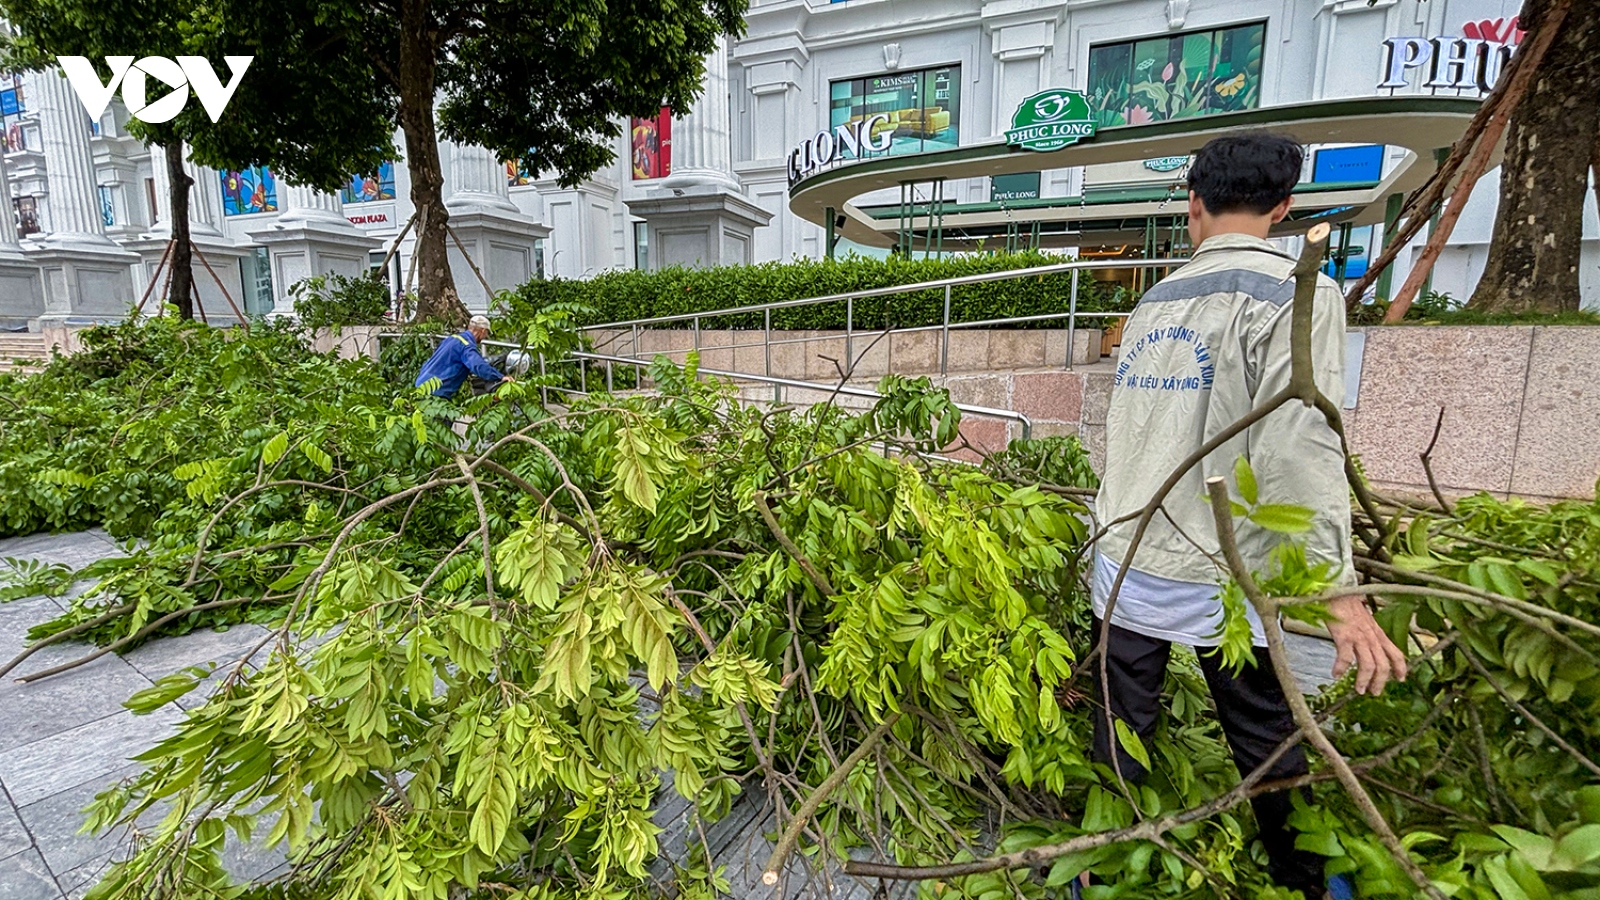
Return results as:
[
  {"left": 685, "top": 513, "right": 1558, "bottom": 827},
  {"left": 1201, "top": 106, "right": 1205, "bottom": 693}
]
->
[{"left": 1090, "top": 134, "right": 1408, "bottom": 898}]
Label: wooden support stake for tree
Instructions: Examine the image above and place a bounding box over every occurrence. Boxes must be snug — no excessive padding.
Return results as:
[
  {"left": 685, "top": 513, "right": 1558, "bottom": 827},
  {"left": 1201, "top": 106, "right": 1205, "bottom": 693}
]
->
[
  {"left": 191, "top": 242, "right": 249, "bottom": 330},
  {"left": 445, "top": 223, "right": 497, "bottom": 305},
  {"left": 134, "top": 238, "right": 174, "bottom": 315},
  {"left": 377, "top": 211, "right": 418, "bottom": 283},
  {"left": 1381, "top": 3, "right": 1566, "bottom": 321},
  {"left": 1343, "top": 0, "right": 1572, "bottom": 309}
]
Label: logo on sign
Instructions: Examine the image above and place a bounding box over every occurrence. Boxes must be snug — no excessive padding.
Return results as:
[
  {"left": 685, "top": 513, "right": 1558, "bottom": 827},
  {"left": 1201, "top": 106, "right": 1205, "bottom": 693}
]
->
[
  {"left": 1378, "top": 17, "right": 1522, "bottom": 93},
  {"left": 58, "top": 56, "right": 252, "bottom": 124},
  {"left": 1144, "top": 156, "right": 1189, "bottom": 173},
  {"left": 1005, "top": 89, "right": 1096, "bottom": 153},
  {"left": 787, "top": 114, "right": 895, "bottom": 187}
]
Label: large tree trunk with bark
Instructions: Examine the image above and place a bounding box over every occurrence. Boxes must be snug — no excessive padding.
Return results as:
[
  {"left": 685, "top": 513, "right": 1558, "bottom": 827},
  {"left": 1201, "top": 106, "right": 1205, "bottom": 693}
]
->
[
  {"left": 164, "top": 142, "right": 196, "bottom": 321},
  {"left": 1468, "top": 0, "right": 1600, "bottom": 313},
  {"left": 397, "top": 0, "right": 467, "bottom": 326}
]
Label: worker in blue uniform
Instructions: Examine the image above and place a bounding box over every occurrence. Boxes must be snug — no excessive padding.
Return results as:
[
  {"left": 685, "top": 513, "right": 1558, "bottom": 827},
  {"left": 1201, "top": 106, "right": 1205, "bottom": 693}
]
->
[{"left": 414, "top": 315, "right": 514, "bottom": 397}]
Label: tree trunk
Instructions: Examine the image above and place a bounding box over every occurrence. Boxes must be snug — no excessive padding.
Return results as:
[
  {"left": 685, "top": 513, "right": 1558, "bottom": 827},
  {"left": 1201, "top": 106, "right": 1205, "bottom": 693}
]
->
[
  {"left": 165, "top": 142, "right": 196, "bottom": 321},
  {"left": 1468, "top": 0, "right": 1600, "bottom": 314},
  {"left": 397, "top": 0, "right": 466, "bottom": 325}
]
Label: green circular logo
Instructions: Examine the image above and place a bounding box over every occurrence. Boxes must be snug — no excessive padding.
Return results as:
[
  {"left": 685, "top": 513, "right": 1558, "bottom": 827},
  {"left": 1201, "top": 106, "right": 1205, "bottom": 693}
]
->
[{"left": 1006, "top": 89, "right": 1097, "bottom": 152}]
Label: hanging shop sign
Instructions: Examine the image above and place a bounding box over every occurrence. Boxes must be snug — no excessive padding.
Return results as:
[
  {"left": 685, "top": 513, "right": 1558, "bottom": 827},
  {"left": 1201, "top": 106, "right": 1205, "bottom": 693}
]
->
[
  {"left": 1379, "top": 17, "right": 1522, "bottom": 93},
  {"left": 787, "top": 113, "right": 894, "bottom": 186},
  {"left": 1005, "top": 89, "right": 1096, "bottom": 153},
  {"left": 1143, "top": 156, "right": 1189, "bottom": 173}
]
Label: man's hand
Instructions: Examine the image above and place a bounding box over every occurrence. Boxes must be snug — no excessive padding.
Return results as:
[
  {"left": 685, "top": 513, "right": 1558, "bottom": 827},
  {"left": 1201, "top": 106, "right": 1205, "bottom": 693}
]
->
[
  {"left": 1326, "top": 595, "right": 1408, "bottom": 696},
  {"left": 499, "top": 375, "right": 514, "bottom": 384}
]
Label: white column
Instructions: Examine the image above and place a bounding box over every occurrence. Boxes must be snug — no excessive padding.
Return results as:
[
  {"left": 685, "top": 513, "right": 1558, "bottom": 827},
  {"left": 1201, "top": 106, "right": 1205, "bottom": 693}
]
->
[
  {"left": 663, "top": 37, "right": 739, "bottom": 190},
  {"left": 277, "top": 182, "right": 351, "bottom": 226},
  {"left": 148, "top": 150, "right": 223, "bottom": 237},
  {"left": 31, "top": 69, "right": 118, "bottom": 247},
  {"left": 447, "top": 142, "right": 518, "bottom": 212},
  {"left": 187, "top": 162, "right": 223, "bottom": 235},
  {"left": 0, "top": 148, "right": 23, "bottom": 253}
]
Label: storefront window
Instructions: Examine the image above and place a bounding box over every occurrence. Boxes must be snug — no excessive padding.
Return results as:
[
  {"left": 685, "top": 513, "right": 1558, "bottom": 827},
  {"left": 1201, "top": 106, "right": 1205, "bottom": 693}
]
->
[
  {"left": 1087, "top": 23, "right": 1265, "bottom": 127},
  {"left": 219, "top": 166, "right": 279, "bottom": 216},
  {"left": 631, "top": 108, "right": 672, "bottom": 180},
  {"left": 341, "top": 162, "right": 396, "bottom": 204},
  {"left": 0, "top": 74, "right": 24, "bottom": 151},
  {"left": 828, "top": 65, "right": 960, "bottom": 159}
]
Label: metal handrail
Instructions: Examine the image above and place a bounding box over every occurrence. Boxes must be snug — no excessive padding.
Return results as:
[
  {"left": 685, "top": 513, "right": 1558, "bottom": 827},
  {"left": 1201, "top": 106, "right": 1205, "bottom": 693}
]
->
[
  {"left": 582, "top": 257, "right": 1186, "bottom": 330},
  {"left": 581, "top": 256, "right": 1186, "bottom": 376},
  {"left": 572, "top": 350, "right": 1034, "bottom": 441}
]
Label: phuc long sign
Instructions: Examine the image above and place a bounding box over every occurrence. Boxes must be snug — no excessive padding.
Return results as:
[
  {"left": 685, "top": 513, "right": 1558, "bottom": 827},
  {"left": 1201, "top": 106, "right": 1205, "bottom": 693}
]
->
[
  {"left": 787, "top": 113, "right": 894, "bottom": 187},
  {"left": 1379, "top": 17, "right": 1523, "bottom": 93}
]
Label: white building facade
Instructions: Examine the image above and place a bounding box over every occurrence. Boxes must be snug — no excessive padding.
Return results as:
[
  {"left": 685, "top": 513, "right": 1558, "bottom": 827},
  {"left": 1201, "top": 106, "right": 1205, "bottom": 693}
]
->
[{"left": 1, "top": 0, "right": 1595, "bottom": 330}]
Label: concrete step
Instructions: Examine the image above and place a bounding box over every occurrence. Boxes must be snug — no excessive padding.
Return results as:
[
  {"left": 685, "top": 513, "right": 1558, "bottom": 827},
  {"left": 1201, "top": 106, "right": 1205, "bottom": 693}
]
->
[{"left": 0, "top": 334, "right": 49, "bottom": 361}]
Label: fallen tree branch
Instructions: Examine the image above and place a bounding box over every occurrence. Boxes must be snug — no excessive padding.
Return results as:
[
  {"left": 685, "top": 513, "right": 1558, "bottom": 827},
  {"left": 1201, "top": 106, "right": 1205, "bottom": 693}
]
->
[
  {"left": 1205, "top": 477, "right": 1447, "bottom": 900},
  {"left": 764, "top": 713, "right": 901, "bottom": 885}
]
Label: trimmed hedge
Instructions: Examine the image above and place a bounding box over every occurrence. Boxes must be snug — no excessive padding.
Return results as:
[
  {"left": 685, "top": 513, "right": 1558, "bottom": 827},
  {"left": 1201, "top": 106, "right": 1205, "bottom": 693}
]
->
[{"left": 504, "top": 252, "right": 1134, "bottom": 331}]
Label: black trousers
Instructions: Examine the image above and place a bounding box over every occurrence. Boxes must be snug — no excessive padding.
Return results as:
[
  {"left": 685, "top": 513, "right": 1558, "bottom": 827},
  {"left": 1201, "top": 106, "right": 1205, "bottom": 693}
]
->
[{"left": 1090, "top": 619, "right": 1325, "bottom": 894}]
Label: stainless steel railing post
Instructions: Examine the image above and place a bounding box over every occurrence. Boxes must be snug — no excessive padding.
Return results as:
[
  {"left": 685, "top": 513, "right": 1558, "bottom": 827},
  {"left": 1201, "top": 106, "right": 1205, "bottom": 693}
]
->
[
  {"left": 764, "top": 308, "right": 772, "bottom": 378},
  {"left": 845, "top": 296, "right": 854, "bottom": 371},
  {"left": 940, "top": 284, "right": 951, "bottom": 375},
  {"left": 1066, "top": 268, "right": 1080, "bottom": 371}
]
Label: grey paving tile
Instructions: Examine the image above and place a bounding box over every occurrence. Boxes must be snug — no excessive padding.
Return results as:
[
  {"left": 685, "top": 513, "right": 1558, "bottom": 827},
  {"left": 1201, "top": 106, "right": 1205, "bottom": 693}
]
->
[
  {"left": 59, "top": 856, "right": 112, "bottom": 900},
  {"left": 0, "top": 790, "right": 29, "bottom": 864},
  {"left": 120, "top": 624, "right": 272, "bottom": 683},
  {"left": 0, "top": 533, "right": 121, "bottom": 572},
  {"left": 0, "top": 848, "right": 62, "bottom": 899},
  {"left": 221, "top": 832, "right": 287, "bottom": 884},
  {"left": 0, "top": 707, "right": 181, "bottom": 807},
  {"left": 17, "top": 767, "right": 143, "bottom": 878},
  {"left": 0, "top": 656, "right": 155, "bottom": 755}
]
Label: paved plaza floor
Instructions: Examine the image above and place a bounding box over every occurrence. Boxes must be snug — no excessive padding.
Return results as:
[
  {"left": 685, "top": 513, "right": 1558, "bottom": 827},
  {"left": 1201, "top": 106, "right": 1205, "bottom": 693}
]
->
[{"left": 0, "top": 529, "right": 1339, "bottom": 899}]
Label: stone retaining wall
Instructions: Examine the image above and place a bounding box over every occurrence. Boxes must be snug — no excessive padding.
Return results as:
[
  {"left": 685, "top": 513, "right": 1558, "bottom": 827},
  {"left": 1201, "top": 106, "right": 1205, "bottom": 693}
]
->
[{"left": 730, "top": 326, "right": 1599, "bottom": 500}]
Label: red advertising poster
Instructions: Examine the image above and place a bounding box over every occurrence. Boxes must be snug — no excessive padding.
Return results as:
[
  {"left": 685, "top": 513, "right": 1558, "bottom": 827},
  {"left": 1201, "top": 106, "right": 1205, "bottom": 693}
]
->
[{"left": 631, "top": 108, "right": 672, "bottom": 180}]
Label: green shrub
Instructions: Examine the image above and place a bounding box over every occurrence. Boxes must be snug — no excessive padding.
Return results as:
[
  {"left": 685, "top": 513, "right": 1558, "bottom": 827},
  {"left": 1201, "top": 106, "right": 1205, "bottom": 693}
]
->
[
  {"left": 290, "top": 273, "right": 392, "bottom": 330},
  {"left": 504, "top": 252, "right": 1133, "bottom": 331}
]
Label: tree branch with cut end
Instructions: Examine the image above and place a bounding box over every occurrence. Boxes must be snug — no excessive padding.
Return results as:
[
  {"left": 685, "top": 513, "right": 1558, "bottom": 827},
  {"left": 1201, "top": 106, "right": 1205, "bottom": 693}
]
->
[
  {"left": 1204, "top": 476, "right": 1447, "bottom": 900},
  {"left": 764, "top": 713, "right": 901, "bottom": 886}
]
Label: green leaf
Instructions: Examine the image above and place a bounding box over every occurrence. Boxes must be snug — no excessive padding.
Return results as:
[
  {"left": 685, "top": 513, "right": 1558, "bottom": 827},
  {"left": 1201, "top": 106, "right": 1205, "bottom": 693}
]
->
[
  {"left": 302, "top": 443, "right": 333, "bottom": 474},
  {"left": 1113, "top": 718, "right": 1151, "bottom": 772},
  {"left": 262, "top": 431, "right": 289, "bottom": 466},
  {"left": 1233, "top": 456, "right": 1258, "bottom": 506},
  {"left": 1247, "top": 503, "right": 1315, "bottom": 534}
]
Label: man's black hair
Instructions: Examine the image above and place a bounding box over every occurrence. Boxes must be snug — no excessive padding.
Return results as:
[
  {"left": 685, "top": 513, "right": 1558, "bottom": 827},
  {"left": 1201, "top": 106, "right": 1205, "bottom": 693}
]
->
[{"left": 1187, "top": 134, "right": 1305, "bottom": 215}]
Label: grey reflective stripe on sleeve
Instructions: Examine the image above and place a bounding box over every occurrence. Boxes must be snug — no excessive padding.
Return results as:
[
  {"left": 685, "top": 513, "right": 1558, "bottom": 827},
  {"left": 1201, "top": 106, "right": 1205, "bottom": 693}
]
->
[{"left": 1138, "top": 269, "right": 1297, "bottom": 307}]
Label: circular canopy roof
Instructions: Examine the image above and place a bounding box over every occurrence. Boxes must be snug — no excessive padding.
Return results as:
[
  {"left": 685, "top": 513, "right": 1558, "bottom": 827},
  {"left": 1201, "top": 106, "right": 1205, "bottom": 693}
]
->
[{"left": 788, "top": 96, "right": 1487, "bottom": 250}]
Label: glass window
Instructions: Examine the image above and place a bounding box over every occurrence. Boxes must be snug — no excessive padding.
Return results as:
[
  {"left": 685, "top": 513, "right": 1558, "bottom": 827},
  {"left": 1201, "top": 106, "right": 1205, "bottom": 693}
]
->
[
  {"left": 827, "top": 64, "right": 961, "bottom": 159},
  {"left": 1087, "top": 22, "right": 1265, "bottom": 127},
  {"left": 631, "top": 108, "right": 672, "bottom": 180},
  {"left": 97, "top": 185, "right": 114, "bottom": 226},
  {"left": 239, "top": 247, "right": 275, "bottom": 316},
  {"left": 218, "top": 166, "right": 279, "bottom": 216},
  {"left": 341, "top": 162, "right": 396, "bottom": 204},
  {"left": 14, "top": 196, "right": 37, "bottom": 236},
  {"left": 633, "top": 222, "right": 649, "bottom": 271},
  {"left": 533, "top": 238, "right": 546, "bottom": 279},
  {"left": 505, "top": 156, "right": 536, "bottom": 186},
  {"left": 0, "top": 73, "right": 24, "bottom": 150}
]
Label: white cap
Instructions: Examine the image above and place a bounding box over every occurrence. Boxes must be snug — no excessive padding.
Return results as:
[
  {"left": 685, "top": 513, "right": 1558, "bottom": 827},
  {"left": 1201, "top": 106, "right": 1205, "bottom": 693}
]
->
[{"left": 468, "top": 315, "right": 491, "bottom": 332}]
